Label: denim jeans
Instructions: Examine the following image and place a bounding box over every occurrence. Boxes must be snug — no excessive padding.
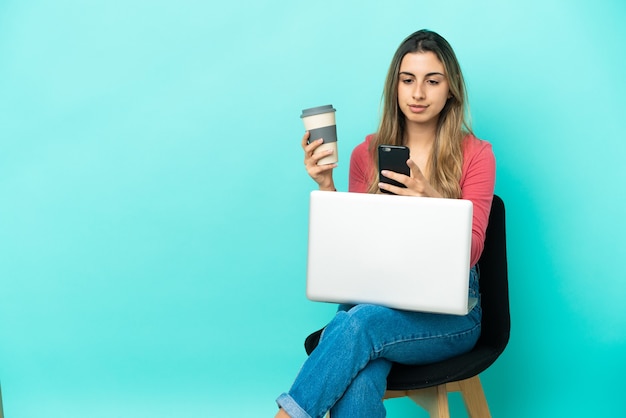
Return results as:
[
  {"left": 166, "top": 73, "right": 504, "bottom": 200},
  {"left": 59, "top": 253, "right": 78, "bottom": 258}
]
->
[{"left": 276, "top": 267, "right": 481, "bottom": 418}]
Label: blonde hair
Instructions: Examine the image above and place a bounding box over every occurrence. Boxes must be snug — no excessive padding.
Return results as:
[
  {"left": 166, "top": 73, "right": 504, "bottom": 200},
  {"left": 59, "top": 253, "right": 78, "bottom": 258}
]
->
[{"left": 367, "top": 29, "right": 472, "bottom": 198}]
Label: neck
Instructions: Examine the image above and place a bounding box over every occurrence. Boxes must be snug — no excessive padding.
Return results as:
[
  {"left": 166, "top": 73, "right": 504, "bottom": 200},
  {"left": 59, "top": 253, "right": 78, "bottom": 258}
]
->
[{"left": 404, "top": 121, "right": 437, "bottom": 151}]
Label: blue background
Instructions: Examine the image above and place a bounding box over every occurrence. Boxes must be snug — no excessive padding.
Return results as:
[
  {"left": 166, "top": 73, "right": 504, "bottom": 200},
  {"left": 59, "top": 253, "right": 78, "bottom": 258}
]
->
[{"left": 1, "top": 0, "right": 625, "bottom": 416}]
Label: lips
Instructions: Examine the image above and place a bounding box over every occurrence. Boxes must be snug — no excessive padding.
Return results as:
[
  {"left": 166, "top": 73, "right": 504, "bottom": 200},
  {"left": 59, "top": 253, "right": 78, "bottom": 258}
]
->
[{"left": 408, "top": 104, "right": 428, "bottom": 113}]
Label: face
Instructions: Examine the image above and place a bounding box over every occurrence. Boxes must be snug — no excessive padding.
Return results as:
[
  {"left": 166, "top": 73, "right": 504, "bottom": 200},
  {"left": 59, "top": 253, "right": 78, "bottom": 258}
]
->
[{"left": 397, "top": 51, "right": 451, "bottom": 128}]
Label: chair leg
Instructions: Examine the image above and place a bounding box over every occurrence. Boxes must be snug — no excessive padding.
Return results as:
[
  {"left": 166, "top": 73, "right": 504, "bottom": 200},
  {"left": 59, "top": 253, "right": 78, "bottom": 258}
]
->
[
  {"left": 384, "top": 375, "right": 491, "bottom": 417},
  {"left": 406, "top": 385, "right": 450, "bottom": 418},
  {"left": 456, "top": 376, "right": 491, "bottom": 418}
]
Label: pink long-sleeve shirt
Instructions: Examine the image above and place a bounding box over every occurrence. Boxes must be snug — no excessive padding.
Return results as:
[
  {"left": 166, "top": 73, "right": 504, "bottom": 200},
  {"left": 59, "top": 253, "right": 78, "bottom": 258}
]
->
[{"left": 348, "top": 134, "right": 496, "bottom": 266}]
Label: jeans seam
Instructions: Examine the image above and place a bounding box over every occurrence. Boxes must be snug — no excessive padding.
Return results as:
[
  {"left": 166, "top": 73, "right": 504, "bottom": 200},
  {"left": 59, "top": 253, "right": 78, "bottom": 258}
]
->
[{"left": 373, "top": 320, "right": 482, "bottom": 355}]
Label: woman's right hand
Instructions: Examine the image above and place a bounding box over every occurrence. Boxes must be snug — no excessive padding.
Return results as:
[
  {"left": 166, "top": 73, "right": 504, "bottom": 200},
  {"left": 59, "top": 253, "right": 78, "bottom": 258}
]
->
[{"left": 302, "top": 131, "right": 337, "bottom": 191}]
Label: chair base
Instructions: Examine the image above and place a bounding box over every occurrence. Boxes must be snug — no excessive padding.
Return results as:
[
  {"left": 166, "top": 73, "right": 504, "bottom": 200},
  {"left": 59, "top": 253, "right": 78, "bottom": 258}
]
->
[{"left": 384, "top": 376, "right": 491, "bottom": 418}]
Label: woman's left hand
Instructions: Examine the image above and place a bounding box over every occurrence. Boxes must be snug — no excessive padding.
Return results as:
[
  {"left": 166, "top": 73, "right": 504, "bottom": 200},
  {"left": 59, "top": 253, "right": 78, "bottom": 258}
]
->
[{"left": 378, "top": 159, "right": 443, "bottom": 198}]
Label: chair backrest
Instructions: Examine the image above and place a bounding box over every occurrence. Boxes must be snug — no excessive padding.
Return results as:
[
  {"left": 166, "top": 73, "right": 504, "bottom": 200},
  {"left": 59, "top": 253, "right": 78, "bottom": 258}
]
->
[{"left": 475, "top": 195, "right": 510, "bottom": 353}]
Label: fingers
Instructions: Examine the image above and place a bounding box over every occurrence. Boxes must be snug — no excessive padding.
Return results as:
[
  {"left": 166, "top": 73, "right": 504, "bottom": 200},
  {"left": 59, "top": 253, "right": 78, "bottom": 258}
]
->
[
  {"left": 303, "top": 138, "right": 324, "bottom": 160},
  {"left": 379, "top": 179, "right": 424, "bottom": 196},
  {"left": 302, "top": 132, "right": 337, "bottom": 190},
  {"left": 308, "top": 154, "right": 337, "bottom": 172},
  {"left": 309, "top": 163, "right": 337, "bottom": 178},
  {"left": 303, "top": 136, "right": 335, "bottom": 167},
  {"left": 380, "top": 169, "right": 409, "bottom": 186},
  {"left": 301, "top": 131, "right": 311, "bottom": 150},
  {"left": 379, "top": 159, "right": 420, "bottom": 185},
  {"left": 405, "top": 160, "right": 434, "bottom": 196},
  {"left": 302, "top": 131, "right": 326, "bottom": 156},
  {"left": 380, "top": 161, "right": 423, "bottom": 196},
  {"left": 378, "top": 160, "right": 441, "bottom": 197},
  {"left": 406, "top": 159, "right": 423, "bottom": 178},
  {"left": 378, "top": 170, "right": 408, "bottom": 195},
  {"left": 377, "top": 180, "right": 400, "bottom": 194}
]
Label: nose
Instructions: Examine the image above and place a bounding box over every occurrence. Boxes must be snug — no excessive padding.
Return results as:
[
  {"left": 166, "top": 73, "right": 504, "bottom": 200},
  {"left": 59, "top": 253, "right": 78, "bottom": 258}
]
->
[{"left": 412, "top": 82, "right": 425, "bottom": 100}]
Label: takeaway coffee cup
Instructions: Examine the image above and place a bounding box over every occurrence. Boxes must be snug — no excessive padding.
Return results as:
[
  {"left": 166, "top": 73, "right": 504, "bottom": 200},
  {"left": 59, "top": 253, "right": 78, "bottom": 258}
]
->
[{"left": 301, "top": 105, "right": 337, "bottom": 165}]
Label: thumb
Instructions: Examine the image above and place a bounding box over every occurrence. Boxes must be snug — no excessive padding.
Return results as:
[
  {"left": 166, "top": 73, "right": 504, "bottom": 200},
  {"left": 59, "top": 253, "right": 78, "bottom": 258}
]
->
[{"left": 406, "top": 159, "right": 423, "bottom": 178}]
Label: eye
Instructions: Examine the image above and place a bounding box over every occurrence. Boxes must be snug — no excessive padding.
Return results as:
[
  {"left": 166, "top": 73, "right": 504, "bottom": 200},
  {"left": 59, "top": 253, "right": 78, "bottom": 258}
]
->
[
  {"left": 426, "top": 79, "right": 440, "bottom": 85},
  {"left": 401, "top": 78, "right": 414, "bottom": 84}
]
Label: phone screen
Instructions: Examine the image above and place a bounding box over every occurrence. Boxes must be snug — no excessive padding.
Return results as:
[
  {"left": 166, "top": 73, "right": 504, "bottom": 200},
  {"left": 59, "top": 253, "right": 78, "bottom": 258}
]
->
[{"left": 378, "top": 145, "right": 410, "bottom": 194}]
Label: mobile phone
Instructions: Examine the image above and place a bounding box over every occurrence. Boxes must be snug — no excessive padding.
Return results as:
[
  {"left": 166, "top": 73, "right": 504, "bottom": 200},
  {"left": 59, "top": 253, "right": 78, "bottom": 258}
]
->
[{"left": 378, "top": 145, "right": 410, "bottom": 194}]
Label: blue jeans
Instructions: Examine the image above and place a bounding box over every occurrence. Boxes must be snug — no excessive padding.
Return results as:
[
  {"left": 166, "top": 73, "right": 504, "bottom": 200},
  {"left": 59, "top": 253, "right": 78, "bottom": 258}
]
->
[{"left": 276, "top": 267, "right": 482, "bottom": 418}]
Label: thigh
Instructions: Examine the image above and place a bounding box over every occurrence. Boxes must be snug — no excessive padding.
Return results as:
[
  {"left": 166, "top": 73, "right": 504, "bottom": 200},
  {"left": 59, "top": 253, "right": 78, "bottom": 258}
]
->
[{"left": 338, "top": 303, "right": 482, "bottom": 365}]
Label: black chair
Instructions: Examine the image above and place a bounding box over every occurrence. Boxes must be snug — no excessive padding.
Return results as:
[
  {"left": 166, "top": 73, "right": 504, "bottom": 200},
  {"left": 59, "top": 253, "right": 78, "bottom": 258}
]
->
[{"left": 304, "top": 195, "right": 509, "bottom": 417}]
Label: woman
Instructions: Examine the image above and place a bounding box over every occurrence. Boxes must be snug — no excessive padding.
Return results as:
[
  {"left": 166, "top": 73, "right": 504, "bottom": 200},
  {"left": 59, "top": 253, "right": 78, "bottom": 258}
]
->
[{"left": 276, "top": 29, "right": 495, "bottom": 418}]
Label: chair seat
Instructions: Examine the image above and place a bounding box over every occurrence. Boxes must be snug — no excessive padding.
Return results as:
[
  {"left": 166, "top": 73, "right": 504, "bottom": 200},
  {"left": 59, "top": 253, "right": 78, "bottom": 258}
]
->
[{"left": 385, "top": 344, "right": 503, "bottom": 391}]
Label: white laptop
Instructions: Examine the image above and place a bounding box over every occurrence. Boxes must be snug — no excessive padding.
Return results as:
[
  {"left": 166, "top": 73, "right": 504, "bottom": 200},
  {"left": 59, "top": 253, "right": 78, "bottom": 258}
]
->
[{"left": 306, "top": 190, "right": 476, "bottom": 315}]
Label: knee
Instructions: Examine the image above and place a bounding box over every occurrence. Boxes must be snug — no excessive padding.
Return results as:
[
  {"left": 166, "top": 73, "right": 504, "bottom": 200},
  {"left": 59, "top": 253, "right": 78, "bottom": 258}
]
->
[
  {"left": 346, "top": 304, "right": 393, "bottom": 332},
  {"left": 324, "top": 304, "right": 391, "bottom": 344}
]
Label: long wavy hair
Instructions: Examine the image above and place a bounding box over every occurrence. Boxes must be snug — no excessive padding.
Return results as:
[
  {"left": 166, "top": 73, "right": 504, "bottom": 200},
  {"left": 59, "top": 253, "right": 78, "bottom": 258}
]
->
[{"left": 367, "top": 29, "right": 472, "bottom": 198}]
